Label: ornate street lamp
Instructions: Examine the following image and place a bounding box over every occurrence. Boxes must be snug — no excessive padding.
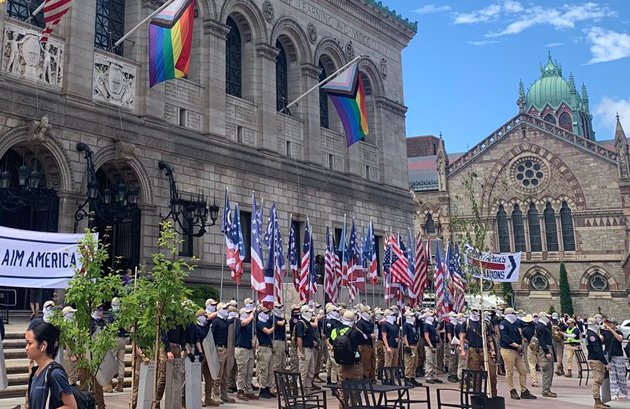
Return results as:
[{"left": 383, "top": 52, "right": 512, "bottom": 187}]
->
[
  {"left": 0, "top": 157, "right": 51, "bottom": 213},
  {"left": 74, "top": 142, "right": 139, "bottom": 232},
  {"left": 158, "top": 161, "right": 219, "bottom": 237}
]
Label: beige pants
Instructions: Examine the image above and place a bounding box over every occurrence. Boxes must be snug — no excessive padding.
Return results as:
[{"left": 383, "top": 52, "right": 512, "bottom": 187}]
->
[
  {"left": 235, "top": 347, "right": 254, "bottom": 394},
  {"left": 589, "top": 360, "right": 605, "bottom": 400},
  {"left": 212, "top": 346, "right": 229, "bottom": 399},
  {"left": 256, "top": 345, "right": 273, "bottom": 389},
  {"left": 384, "top": 348, "right": 399, "bottom": 368},
  {"left": 299, "top": 347, "right": 316, "bottom": 391},
  {"left": 404, "top": 347, "right": 418, "bottom": 379},
  {"left": 338, "top": 364, "right": 363, "bottom": 409},
  {"left": 326, "top": 346, "right": 339, "bottom": 383},
  {"left": 501, "top": 348, "right": 528, "bottom": 392},
  {"left": 114, "top": 336, "right": 128, "bottom": 382},
  {"left": 564, "top": 345, "right": 580, "bottom": 371},
  {"left": 359, "top": 345, "right": 376, "bottom": 381},
  {"left": 375, "top": 341, "right": 385, "bottom": 376},
  {"left": 538, "top": 349, "right": 554, "bottom": 394},
  {"left": 457, "top": 346, "right": 468, "bottom": 378},
  {"left": 527, "top": 345, "right": 539, "bottom": 385},
  {"left": 63, "top": 350, "right": 78, "bottom": 385},
  {"left": 270, "top": 340, "right": 286, "bottom": 393},
  {"left": 424, "top": 346, "right": 437, "bottom": 380}
]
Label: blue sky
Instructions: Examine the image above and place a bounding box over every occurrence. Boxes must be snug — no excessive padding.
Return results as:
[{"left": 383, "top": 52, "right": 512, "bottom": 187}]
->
[{"left": 380, "top": 0, "right": 630, "bottom": 153}]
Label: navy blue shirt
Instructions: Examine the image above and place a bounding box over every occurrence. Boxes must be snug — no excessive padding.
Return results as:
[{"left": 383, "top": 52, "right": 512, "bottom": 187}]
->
[
  {"left": 535, "top": 323, "right": 553, "bottom": 354},
  {"left": 161, "top": 325, "right": 186, "bottom": 352},
  {"left": 355, "top": 319, "right": 374, "bottom": 346},
  {"left": 499, "top": 319, "right": 522, "bottom": 350},
  {"left": 273, "top": 316, "right": 286, "bottom": 341},
  {"left": 185, "top": 323, "right": 199, "bottom": 345},
  {"left": 256, "top": 320, "right": 273, "bottom": 346},
  {"left": 463, "top": 320, "right": 484, "bottom": 348},
  {"left": 382, "top": 321, "right": 399, "bottom": 349},
  {"left": 521, "top": 323, "right": 536, "bottom": 343},
  {"left": 235, "top": 319, "right": 253, "bottom": 349},
  {"left": 296, "top": 319, "right": 315, "bottom": 348},
  {"left": 403, "top": 322, "right": 418, "bottom": 346},
  {"left": 211, "top": 317, "right": 230, "bottom": 347},
  {"left": 108, "top": 309, "right": 128, "bottom": 337},
  {"left": 28, "top": 362, "right": 73, "bottom": 409},
  {"left": 196, "top": 322, "right": 210, "bottom": 343},
  {"left": 586, "top": 329, "right": 607, "bottom": 364},
  {"left": 424, "top": 322, "right": 439, "bottom": 346}
]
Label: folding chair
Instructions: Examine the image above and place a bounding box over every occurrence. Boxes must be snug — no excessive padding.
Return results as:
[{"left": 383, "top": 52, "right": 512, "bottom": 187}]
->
[
  {"left": 436, "top": 369, "right": 488, "bottom": 409},
  {"left": 275, "top": 370, "right": 327, "bottom": 409}
]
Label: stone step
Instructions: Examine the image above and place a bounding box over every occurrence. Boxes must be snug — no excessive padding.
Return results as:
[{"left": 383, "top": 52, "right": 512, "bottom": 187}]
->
[{"left": 0, "top": 376, "right": 135, "bottom": 399}]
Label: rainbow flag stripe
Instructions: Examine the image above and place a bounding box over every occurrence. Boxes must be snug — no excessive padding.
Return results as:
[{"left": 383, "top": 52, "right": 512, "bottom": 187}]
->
[
  {"left": 149, "top": 0, "right": 194, "bottom": 87},
  {"left": 322, "top": 63, "right": 369, "bottom": 146}
]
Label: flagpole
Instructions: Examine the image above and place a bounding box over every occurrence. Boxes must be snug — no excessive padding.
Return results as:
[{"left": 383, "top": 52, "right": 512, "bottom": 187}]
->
[
  {"left": 33, "top": 2, "right": 45, "bottom": 16},
  {"left": 284, "top": 55, "right": 365, "bottom": 112},
  {"left": 286, "top": 212, "right": 292, "bottom": 306},
  {"left": 113, "top": 0, "right": 177, "bottom": 48},
  {"left": 341, "top": 214, "right": 347, "bottom": 305}
]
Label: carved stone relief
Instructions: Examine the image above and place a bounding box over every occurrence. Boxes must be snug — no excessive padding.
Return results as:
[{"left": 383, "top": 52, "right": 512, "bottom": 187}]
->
[
  {"left": 262, "top": 0, "right": 274, "bottom": 22},
  {"left": 380, "top": 58, "right": 388, "bottom": 79},
  {"left": 307, "top": 24, "right": 317, "bottom": 44},
  {"left": 2, "top": 23, "right": 64, "bottom": 87},
  {"left": 345, "top": 41, "right": 355, "bottom": 60},
  {"left": 93, "top": 52, "right": 136, "bottom": 110}
]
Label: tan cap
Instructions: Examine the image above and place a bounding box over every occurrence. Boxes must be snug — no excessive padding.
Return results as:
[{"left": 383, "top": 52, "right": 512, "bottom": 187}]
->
[
  {"left": 195, "top": 309, "right": 206, "bottom": 318},
  {"left": 300, "top": 305, "right": 312, "bottom": 314},
  {"left": 43, "top": 300, "right": 55, "bottom": 308},
  {"left": 205, "top": 298, "right": 218, "bottom": 306},
  {"left": 325, "top": 304, "right": 338, "bottom": 314},
  {"left": 587, "top": 317, "right": 597, "bottom": 325},
  {"left": 244, "top": 298, "right": 254, "bottom": 306},
  {"left": 217, "top": 302, "right": 227, "bottom": 310},
  {"left": 455, "top": 313, "right": 464, "bottom": 319},
  {"left": 239, "top": 307, "right": 248, "bottom": 315},
  {"left": 228, "top": 300, "right": 238, "bottom": 307},
  {"left": 522, "top": 314, "right": 533, "bottom": 323},
  {"left": 228, "top": 306, "right": 238, "bottom": 313},
  {"left": 343, "top": 311, "right": 356, "bottom": 321},
  {"left": 383, "top": 309, "right": 392, "bottom": 316},
  {"left": 359, "top": 305, "right": 371, "bottom": 314},
  {"left": 538, "top": 311, "right": 550, "bottom": 318},
  {"left": 291, "top": 304, "right": 300, "bottom": 312},
  {"left": 62, "top": 306, "right": 76, "bottom": 315},
  {"left": 504, "top": 307, "right": 516, "bottom": 315},
  {"left": 111, "top": 297, "right": 120, "bottom": 305}
]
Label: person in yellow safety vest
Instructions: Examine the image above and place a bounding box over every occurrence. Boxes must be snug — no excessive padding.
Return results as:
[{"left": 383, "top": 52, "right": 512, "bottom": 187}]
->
[{"left": 563, "top": 318, "right": 581, "bottom": 378}]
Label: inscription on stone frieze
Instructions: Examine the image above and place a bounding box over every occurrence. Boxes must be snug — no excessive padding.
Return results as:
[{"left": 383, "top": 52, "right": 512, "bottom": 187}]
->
[
  {"left": 225, "top": 122, "right": 237, "bottom": 141},
  {"left": 360, "top": 142, "right": 377, "bottom": 162},
  {"left": 280, "top": 0, "right": 397, "bottom": 61},
  {"left": 164, "top": 104, "right": 179, "bottom": 125},
  {"left": 242, "top": 128, "right": 257, "bottom": 146},
  {"left": 163, "top": 79, "right": 203, "bottom": 130},
  {"left": 185, "top": 111, "right": 202, "bottom": 131},
  {"left": 277, "top": 114, "right": 303, "bottom": 140},
  {"left": 225, "top": 96, "right": 257, "bottom": 123}
]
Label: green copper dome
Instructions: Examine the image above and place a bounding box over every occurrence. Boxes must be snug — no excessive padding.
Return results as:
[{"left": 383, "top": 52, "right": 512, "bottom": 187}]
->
[{"left": 525, "top": 54, "right": 576, "bottom": 111}]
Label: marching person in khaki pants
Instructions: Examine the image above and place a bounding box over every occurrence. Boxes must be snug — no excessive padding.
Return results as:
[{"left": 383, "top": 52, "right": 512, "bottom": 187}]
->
[
  {"left": 402, "top": 310, "right": 420, "bottom": 385},
  {"left": 255, "top": 305, "right": 275, "bottom": 399},
  {"left": 585, "top": 317, "right": 611, "bottom": 408},
  {"left": 355, "top": 305, "right": 376, "bottom": 381},
  {"left": 296, "top": 305, "right": 319, "bottom": 393},
  {"left": 499, "top": 308, "right": 536, "bottom": 400},
  {"left": 211, "top": 303, "right": 236, "bottom": 404},
  {"left": 381, "top": 309, "right": 400, "bottom": 367},
  {"left": 270, "top": 303, "right": 286, "bottom": 396},
  {"left": 234, "top": 306, "right": 257, "bottom": 401}
]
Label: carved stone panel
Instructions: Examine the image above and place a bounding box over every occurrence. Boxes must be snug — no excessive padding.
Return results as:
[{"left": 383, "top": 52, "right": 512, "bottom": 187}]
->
[
  {"left": 163, "top": 79, "right": 204, "bottom": 130},
  {"left": 2, "top": 22, "right": 64, "bottom": 87},
  {"left": 226, "top": 95, "right": 257, "bottom": 123},
  {"left": 93, "top": 51, "right": 136, "bottom": 110},
  {"left": 277, "top": 113, "right": 303, "bottom": 141}
]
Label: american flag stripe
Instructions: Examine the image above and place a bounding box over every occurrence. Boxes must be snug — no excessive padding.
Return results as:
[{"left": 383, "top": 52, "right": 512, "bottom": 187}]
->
[
  {"left": 390, "top": 236, "right": 412, "bottom": 286},
  {"left": 41, "top": 0, "right": 73, "bottom": 43},
  {"left": 299, "top": 222, "right": 312, "bottom": 302},
  {"left": 324, "top": 228, "right": 337, "bottom": 303},
  {"left": 250, "top": 195, "right": 265, "bottom": 294}
]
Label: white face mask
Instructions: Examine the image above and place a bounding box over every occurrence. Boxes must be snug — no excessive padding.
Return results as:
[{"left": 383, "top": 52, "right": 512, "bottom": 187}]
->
[
  {"left": 228, "top": 311, "right": 238, "bottom": 320},
  {"left": 240, "top": 312, "right": 251, "bottom": 321},
  {"left": 197, "top": 316, "right": 207, "bottom": 326},
  {"left": 470, "top": 313, "right": 480, "bottom": 322},
  {"left": 539, "top": 317, "right": 549, "bottom": 326},
  {"left": 245, "top": 303, "right": 254, "bottom": 311},
  {"left": 302, "top": 312, "right": 313, "bottom": 321},
  {"left": 218, "top": 309, "right": 228, "bottom": 319},
  {"left": 273, "top": 308, "right": 283, "bottom": 317},
  {"left": 425, "top": 316, "right": 435, "bottom": 325},
  {"left": 533, "top": 317, "right": 539, "bottom": 323},
  {"left": 342, "top": 319, "right": 354, "bottom": 327},
  {"left": 588, "top": 324, "right": 600, "bottom": 332},
  {"left": 596, "top": 318, "right": 603, "bottom": 325},
  {"left": 258, "top": 312, "right": 269, "bottom": 323},
  {"left": 64, "top": 313, "right": 74, "bottom": 322},
  {"left": 206, "top": 305, "right": 216, "bottom": 313},
  {"left": 329, "top": 311, "right": 340, "bottom": 321},
  {"left": 385, "top": 315, "right": 396, "bottom": 324},
  {"left": 406, "top": 316, "right": 415, "bottom": 324},
  {"left": 361, "top": 313, "right": 371, "bottom": 322},
  {"left": 505, "top": 314, "right": 517, "bottom": 324},
  {"left": 112, "top": 304, "right": 120, "bottom": 312},
  {"left": 92, "top": 311, "right": 103, "bottom": 320}
]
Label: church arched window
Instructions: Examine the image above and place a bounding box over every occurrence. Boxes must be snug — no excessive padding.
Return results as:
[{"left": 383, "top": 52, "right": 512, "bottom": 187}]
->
[
  {"left": 319, "top": 61, "right": 329, "bottom": 129},
  {"left": 528, "top": 203, "right": 542, "bottom": 252},
  {"left": 276, "top": 40, "right": 288, "bottom": 112},
  {"left": 497, "top": 205, "right": 510, "bottom": 252},
  {"left": 7, "top": 0, "right": 44, "bottom": 28},
  {"left": 559, "top": 112, "right": 572, "bottom": 132},
  {"left": 544, "top": 202, "right": 559, "bottom": 251},
  {"left": 95, "top": 0, "right": 126, "bottom": 55},
  {"left": 560, "top": 201, "right": 575, "bottom": 251},
  {"left": 512, "top": 205, "right": 526, "bottom": 252},
  {"left": 544, "top": 114, "right": 556, "bottom": 124},
  {"left": 425, "top": 214, "right": 436, "bottom": 235},
  {"left": 225, "top": 17, "right": 242, "bottom": 98}
]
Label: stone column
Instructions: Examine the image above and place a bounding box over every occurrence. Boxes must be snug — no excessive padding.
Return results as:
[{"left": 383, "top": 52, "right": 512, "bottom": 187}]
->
[
  {"left": 539, "top": 214, "right": 547, "bottom": 251},
  {"left": 202, "top": 19, "right": 230, "bottom": 136},
  {"left": 555, "top": 214, "right": 564, "bottom": 252},
  {"left": 63, "top": 0, "right": 97, "bottom": 101},
  {"left": 255, "top": 43, "right": 279, "bottom": 153},
  {"left": 300, "top": 63, "right": 323, "bottom": 166},
  {"left": 507, "top": 217, "right": 515, "bottom": 252},
  {"left": 523, "top": 212, "right": 531, "bottom": 253}
]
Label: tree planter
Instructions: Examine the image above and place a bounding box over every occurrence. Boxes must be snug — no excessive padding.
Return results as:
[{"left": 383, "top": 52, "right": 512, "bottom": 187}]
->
[
  {"left": 137, "top": 361, "right": 155, "bottom": 409},
  {"left": 185, "top": 357, "right": 202, "bottom": 409}
]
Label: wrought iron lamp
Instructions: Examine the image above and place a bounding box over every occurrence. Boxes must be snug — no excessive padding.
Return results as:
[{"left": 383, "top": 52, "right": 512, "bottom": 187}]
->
[
  {"left": 74, "top": 142, "right": 139, "bottom": 232},
  {"left": 0, "top": 159, "right": 52, "bottom": 212},
  {"left": 159, "top": 161, "right": 219, "bottom": 237}
]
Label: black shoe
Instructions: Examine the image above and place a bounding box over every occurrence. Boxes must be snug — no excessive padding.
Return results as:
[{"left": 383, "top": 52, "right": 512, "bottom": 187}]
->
[
  {"left": 447, "top": 375, "right": 459, "bottom": 383},
  {"left": 510, "top": 389, "right": 520, "bottom": 400},
  {"left": 229, "top": 386, "right": 238, "bottom": 393},
  {"left": 252, "top": 385, "right": 259, "bottom": 391},
  {"left": 434, "top": 379, "right": 444, "bottom": 384},
  {"left": 411, "top": 379, "right": 421, "bottom": 386},
  {"left": 425, "top": 379, "right": 436, "bottom": 384},
  {"left": 521, "top": 389, "right": 537, "bottom": 399}
]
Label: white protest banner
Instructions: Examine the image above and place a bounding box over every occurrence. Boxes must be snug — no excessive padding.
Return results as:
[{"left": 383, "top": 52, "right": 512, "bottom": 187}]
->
[
  {"left": 0, "top": 226, "right": 88, "bottom": 288},
  {"left": 464, "top": 244, "right": 521, "bottom": 283}
]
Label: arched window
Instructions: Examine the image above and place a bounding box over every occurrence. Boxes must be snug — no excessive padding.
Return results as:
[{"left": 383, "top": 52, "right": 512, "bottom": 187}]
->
[
  {"left": 425, "top": 214, "right": 436, "bottom": 235},
  {"left": 529, "top": 272, "right": 550, "bottom": 291},
  {"left": 544, "top": 202, "right": 558, "bottom": 251},
  {"left": 319, "top": 61, "right": 329, "bottom": 129},
  {"left": 560, "top": 201, "right": 575, "bottom": 251},
  {"left": 359, "top": 71, "right": 375, "bottom": 144},
  {"left": 95, "top": 0, "right": 126, "bottom": 55},
  {"left": 528, "top": 203, "right": 542, "bottom": 252},
  {"left": 7, "top": 0, "right": 44, "bottom": 27},
  {"left": 588, "top": 272, "right": 609, "bottom": 291},
  {"left": 276, "top": 40, "right": 288, "bottom": 112},
  {"left": 497, "top": 205, "right": 510, "bottom": 252},
  {"left": 559, "top": 112, "right": 572, "bottom": 132},
  {"left": 225, "top": 17, "right": 242, "bottom": 98},
  {"left": 512, "top": 205, "right": 526, "bottom": 252},
  {"left": 544, "top": 114, "right": 556, "bottom": 124}
]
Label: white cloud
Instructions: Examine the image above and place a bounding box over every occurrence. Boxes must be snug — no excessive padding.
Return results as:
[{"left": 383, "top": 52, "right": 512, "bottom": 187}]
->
[
  {"left": 414, "top": 5, "right": 452, "bottom": 15},
  {"left": 595, "top": 97, "right": 630, "bottom": 134},
  {"left": 454, "top": 1, "right": 614, "bottom": 37},
  {"left": 585, "top": 27, "right": 630, "bottom": 64},
  {"left": 545, "top": 42, "right": 565, "bottom": 47},
  {"left": 468, "top": 40, "right": 500, "bottom": 46}
]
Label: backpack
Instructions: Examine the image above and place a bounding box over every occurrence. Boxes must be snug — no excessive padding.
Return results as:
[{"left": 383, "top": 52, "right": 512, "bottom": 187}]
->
[
  {"left": 331, "top": 326, "right": 356, "bottom": 365},
  {"left": 29, "top": 361, "right": 96, "bottom": 409}
]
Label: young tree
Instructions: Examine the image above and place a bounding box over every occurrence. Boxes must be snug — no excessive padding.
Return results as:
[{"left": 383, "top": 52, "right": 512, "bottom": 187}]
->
[
  {"left": 502, "top": 282, "right": 514, "bottom": 307},
  {"left": 559, "top": 263, "right": 574, "bottom": 316}
]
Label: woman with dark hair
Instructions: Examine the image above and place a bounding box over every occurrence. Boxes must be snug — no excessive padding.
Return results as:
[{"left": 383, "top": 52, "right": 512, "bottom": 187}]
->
[{"left": 25, "top": 322, "right": 77, "bottom": 409}]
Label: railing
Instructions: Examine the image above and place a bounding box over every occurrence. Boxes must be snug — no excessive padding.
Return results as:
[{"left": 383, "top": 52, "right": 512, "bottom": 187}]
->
[
  {"left": 447, "top": 113, "right": 618, "bottom": 176},
  {"left": 410, "top": 180, "right": 439, "bottom": 191}
]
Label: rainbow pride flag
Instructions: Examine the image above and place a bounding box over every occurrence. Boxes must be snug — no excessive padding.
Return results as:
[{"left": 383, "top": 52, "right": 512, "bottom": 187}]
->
[
  {"left": 148, "top": 0, "right": 194, "bottom": 87},
  {"left": 321, "top": 62, "right": 368, "bottom": 146}
]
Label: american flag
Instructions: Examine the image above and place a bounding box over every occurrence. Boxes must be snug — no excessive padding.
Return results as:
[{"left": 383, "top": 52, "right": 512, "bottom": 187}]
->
[
  {"left": 406, "top": 230, "right": 416, "bottom": 304},
  {"left": 309, "top": 226, "right": 317, "bottom": 296},
  {"left": 250, "top": 194, "right": 265, "bottom": 297},
  {"left": 383, "top": 235, "right": 403, "bottom": 305},
  {"left": 390, "top": 234, "right": 412, "bottom": 287},
  {"left": 363, "top": 221, "right": 378, "bottom": 285},
  {"left": 339, "top": 222, "right": 348, "bottom": 286},
  {"left": 411, "top": 234, "right": 429, "bottom": 306},
  {"left": 41, "top": 0, "right": 73, "bottom": 43},
  {"left": 444, "top": 242, "right": 453, "bottom": 310},
  {"left": 333, "top": 234, "right": 342, "bottom": 294},
  {"left": 299, "top": 221, "right": 312, "bottom": 302},
  {"left": 324, "top": 227, "right": 338, "bottom": 303},
  {"left": 346, "top": 219, "right": 365, "bottom": 302},
  {"left": 434, "top": 243, "right": 450, "bottom": 317},
  {"left": 223, "top": 190, "right": 243, "bottom": 284},
  {"left": 288, "top": 222, "right": 299, "bottom": 292},
  {"left": 451, "top": 243, "right": 466, "bottom": 312},
  {"left": 264, "top": 203, "right": 284, "bottom": 307}
]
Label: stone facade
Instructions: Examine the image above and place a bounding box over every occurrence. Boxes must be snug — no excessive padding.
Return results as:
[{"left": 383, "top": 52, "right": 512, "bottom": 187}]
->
[
  {"left": 0, "top": 1, "right": 416, "bottom": 301},
  {"left": 411, "top": 109, "right": 630, "bottom": 316}
]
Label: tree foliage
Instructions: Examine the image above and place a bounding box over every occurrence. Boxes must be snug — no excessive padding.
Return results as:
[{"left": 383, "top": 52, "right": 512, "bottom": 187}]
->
[
  {"left": 117, "top": 222, "right": 196, "bottom": 358},
  {"left": 51, "top": 229, "right": 122, "bottom": 377},
  {"left": 559, "top": 263, "right": 574, "bottom": 316}
]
